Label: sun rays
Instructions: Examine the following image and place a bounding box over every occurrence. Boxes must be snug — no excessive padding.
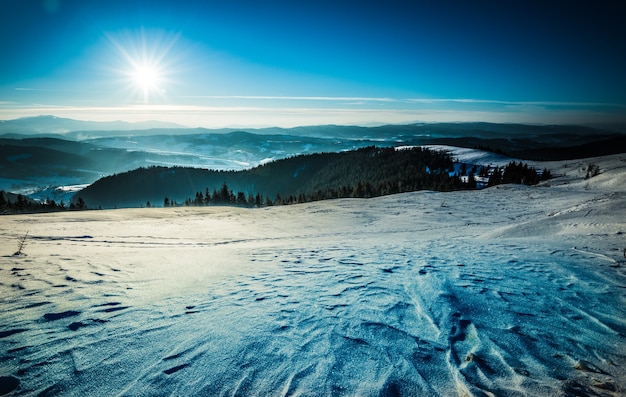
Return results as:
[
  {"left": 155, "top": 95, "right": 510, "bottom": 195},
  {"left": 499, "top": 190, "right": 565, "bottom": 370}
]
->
[
  {"left": 106, "top": 29, "right": 180, "bottom": 103},
  {"left": 131, "top": 63, "right": 161, "bottom": 102}
]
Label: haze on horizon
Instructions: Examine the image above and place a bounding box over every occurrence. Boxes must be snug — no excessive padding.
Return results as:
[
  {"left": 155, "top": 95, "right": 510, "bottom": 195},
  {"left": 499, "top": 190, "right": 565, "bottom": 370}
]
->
[{"left": 1, "top": 0, "right": 625, "bottom": 129}]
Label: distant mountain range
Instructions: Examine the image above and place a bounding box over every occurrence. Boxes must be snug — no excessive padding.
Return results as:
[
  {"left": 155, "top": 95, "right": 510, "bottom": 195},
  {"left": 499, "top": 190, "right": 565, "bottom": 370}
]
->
[
  {"left": 1, "top": 115, "right": 625, "bottom": 204},
  {"left": 0, "top": 115, "right": 186, "bottom": 138},
  {"left": 2, "top": 115, "right": 625, "bottom": 140}
]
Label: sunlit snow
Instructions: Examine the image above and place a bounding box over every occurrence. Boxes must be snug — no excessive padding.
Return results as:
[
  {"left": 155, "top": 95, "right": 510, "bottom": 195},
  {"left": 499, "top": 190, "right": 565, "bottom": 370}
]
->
[{"left": 1, "top": 152, "right": 625, "bottom": 396}]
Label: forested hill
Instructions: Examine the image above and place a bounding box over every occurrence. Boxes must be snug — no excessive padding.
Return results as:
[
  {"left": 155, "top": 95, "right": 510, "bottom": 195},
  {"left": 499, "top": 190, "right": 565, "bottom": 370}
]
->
[{"left": 74, "top": 146, "right": 462, "bottom": 209}]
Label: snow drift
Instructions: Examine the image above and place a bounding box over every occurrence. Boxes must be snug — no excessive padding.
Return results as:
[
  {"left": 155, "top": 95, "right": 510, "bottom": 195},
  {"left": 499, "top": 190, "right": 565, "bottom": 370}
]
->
[{"left": 1, "top": 152, "right": 625, "bottom": 396}]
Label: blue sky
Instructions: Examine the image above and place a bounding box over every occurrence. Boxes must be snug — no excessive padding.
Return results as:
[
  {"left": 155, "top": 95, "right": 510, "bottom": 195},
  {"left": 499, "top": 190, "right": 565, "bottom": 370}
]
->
[{"left": 1, "top": 0, "right": 625, "bottom": 127}]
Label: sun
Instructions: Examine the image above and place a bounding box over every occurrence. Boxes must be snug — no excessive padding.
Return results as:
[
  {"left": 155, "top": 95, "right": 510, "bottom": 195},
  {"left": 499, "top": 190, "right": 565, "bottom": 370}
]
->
[
  {"left": 132, "top": 63, "right": 160, "bottom": 93},
  {"left": 106, "top": 29, "right": 180, "bottom": 104},
  {"left": 126, "top": 61, "right": 164, "bottom": 103}
]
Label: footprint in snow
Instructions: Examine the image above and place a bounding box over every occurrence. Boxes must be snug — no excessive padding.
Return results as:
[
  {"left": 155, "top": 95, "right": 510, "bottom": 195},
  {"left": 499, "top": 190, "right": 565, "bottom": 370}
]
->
[
  {"left": 0, "top": 376, "right": 19, "bottom": 396},
  {"left": 43, "top": 311, "right": 81, "bottom": 321},
  {"left": 164, "top": 363, "right": 190, "bottom": 375}
]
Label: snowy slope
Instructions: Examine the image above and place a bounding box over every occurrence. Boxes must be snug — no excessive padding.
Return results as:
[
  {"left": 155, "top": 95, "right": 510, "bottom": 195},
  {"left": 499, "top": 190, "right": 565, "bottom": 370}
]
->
[
  {"left": 423, "top": 145, "right": 518, "bottom": 168},
  {"left": 1, "top": 153, "right": 625, "bottom": 396}
]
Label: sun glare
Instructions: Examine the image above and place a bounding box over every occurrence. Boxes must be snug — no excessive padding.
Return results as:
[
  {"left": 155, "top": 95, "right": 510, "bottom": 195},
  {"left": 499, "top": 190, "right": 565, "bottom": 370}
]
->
[
  {"left": 107, "top": 29, "right": 180, "bottom": 104},
  {"left": 125, "top": 62, "right": 163, "bottom": 103},
  {"left": 132, "top": 64, "right": 160, "bottom": 93}
]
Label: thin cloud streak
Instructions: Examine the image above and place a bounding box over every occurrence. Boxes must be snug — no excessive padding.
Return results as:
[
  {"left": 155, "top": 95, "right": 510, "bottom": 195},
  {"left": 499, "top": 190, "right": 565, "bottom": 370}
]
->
[
  {"left": 180, "top": 95, "right": 397, "bottom": 102},
  {"left": 10, "top": 90, "right": 623, "bottom": 110},
  {"left": 15, "top": 87, "right": 90, "bottom": 93},
  {"left": 407, "top": 98, "right": 626, "bottom": 108},
  {"left": 182, "top": 95, "right": 626, "bottom": 109}
]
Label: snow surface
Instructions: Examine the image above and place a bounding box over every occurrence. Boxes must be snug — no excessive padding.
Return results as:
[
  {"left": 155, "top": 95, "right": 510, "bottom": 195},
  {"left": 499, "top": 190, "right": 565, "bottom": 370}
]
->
[
  {"left": 1, "top": 152, "right": 625, "bottom": 396},
  {"left": 422, "top": 145, "right": 520, "bottom": 168}
]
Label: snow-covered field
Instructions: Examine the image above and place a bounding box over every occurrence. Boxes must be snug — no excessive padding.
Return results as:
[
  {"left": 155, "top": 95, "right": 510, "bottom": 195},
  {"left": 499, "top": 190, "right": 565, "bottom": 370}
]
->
[{"left": 1, "top": 153, "right": 625, "bottom": 396}]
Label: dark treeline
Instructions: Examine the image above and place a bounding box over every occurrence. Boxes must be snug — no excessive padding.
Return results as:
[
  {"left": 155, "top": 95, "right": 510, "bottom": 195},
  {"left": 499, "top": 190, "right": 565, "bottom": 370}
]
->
[
  {"left": 173, "top": 161, "right": 551, "bottom": 207},
  {"left": 159, "top": 149, "right": 551, "bottom": 209},
  {"left": 0, "top": 191, "right": 86, "bottom": 214},
  {"left": 78, "top": 146, "right": 466, "bottom": 208},
  {"left": 1, "top": 147, "right": 553, "bottom": 213},
  {"left": 487, "top": 161, "right": 552, "bottom": 187},
  {"left": 3, "top": 147, "right": 552, "bottom": 213}
]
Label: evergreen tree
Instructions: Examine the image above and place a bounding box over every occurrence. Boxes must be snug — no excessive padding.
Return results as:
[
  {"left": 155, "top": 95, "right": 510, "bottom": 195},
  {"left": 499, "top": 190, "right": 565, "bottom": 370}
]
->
[
  {"left": 467, "top": 174, "right": 477, "bottom": 189},
  {"left": 76, "top": 197, "right": 87, "bottom": 210},
  {"left": 236, "top": 191, "right": 246, "bottom": 205},
  {"left": 217, "top": 183, "right": 229, "bottom": 203}
]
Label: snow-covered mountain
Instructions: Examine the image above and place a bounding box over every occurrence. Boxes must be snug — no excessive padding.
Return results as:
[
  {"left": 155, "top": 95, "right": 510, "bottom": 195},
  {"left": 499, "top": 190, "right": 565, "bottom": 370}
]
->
[
  {"left": 1, "top": 118, "right": 625, "bottom": 205},
  {"left": 1, "top": 152, "right": 624, "bottom": 395},
  {"left": 0, "top": 115, "right": 185, "bottom": 137}
]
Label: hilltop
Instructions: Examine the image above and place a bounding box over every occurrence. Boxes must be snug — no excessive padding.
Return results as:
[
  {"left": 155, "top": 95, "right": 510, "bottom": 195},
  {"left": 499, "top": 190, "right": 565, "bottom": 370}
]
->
[
  {"left": 1, "top": 152, "right": 624, "bottom": 396},
  {"left": 71, "top": 146, "right": 551, "bottom": 209}
]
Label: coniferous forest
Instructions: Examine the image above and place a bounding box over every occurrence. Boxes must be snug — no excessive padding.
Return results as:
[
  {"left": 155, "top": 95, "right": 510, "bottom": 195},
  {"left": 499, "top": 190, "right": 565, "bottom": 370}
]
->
[
  {"left": 68, "top": 146, "right": 551, "bottom": 210},
  {"left": 0, "top": 191, "right": 86, "bottom": 214}
]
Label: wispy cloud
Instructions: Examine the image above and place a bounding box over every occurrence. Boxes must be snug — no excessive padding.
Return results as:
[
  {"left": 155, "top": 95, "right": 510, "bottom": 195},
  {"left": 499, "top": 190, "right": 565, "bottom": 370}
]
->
[
  {"left": 181, "top": 95, "right": 626, "bottom": 110},
  {"left": 407, "top": 97, "right": 626, "bottom": 108},
  {"left": 15, "top": 87, "right": 88, "bottom": 93},
  {"left": 180, "top": 95, "right": 398, "bottom": 103}
]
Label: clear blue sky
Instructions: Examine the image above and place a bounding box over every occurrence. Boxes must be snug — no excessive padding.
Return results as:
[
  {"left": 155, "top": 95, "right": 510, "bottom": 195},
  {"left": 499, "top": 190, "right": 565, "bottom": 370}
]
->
[{"left": 1, "top": 0, "right": 625, "bottom": 127}]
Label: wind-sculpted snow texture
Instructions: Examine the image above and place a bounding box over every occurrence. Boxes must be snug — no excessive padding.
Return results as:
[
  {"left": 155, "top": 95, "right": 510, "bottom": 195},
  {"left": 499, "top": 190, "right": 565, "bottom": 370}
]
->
[{"left": 1, "top": 153, "right": 625, "bottom": 396}]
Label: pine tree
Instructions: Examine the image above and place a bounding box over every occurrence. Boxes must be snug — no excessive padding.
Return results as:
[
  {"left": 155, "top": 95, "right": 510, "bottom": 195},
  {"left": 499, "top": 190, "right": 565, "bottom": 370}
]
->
[{"left": 236, "top": 191, "right": 246, "bottom": 205}]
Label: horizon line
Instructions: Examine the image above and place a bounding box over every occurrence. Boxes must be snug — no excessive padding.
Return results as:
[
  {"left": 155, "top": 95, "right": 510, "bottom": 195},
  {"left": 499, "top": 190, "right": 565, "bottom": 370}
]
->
[
  {"left": 1, "top": 113, "right": 625, "bottom": 131},
  {"left": 1, "top": 100, "right": 625, "bottom": 129}
]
